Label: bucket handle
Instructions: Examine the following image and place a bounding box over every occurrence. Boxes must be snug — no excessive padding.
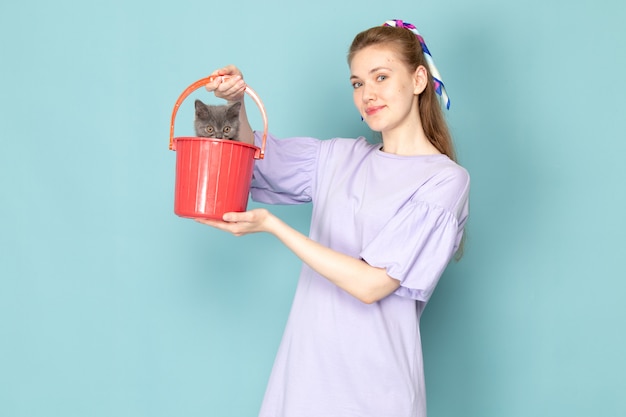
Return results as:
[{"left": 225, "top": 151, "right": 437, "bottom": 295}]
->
[{"left": 169, "top": 75, "right": 268, "bottom": 159}]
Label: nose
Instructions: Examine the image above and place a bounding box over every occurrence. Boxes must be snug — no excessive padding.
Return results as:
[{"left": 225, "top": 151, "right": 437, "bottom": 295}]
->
[{"left": 360, "top": 82, "right": 375, "bottom": 103}]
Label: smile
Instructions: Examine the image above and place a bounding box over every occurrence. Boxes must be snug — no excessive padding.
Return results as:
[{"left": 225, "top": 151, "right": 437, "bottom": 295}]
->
[{"left": 365, "top": 106, "right": 385, "bottom": 116}]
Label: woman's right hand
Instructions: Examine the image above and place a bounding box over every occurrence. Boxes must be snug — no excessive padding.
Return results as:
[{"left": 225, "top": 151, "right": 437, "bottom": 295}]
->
[{"left": 205, "top": 65, "right": 247, "bottom": 103}]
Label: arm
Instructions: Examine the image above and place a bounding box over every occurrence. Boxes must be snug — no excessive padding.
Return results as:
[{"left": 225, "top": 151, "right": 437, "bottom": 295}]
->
[
  {"left": 196, "top": 209, "right": 401, "bottom": 304},
  {"left": 205, "top": 65, "right": 254, "bottom": 145}
]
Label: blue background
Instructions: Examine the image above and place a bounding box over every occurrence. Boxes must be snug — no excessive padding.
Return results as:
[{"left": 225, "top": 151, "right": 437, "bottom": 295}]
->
[{"left": 1, "top": 0, "right": 625, "bottom": 416}]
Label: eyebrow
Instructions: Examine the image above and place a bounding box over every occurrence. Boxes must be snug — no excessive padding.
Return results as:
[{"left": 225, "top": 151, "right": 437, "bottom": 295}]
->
[{"left": 350, "top": 66, "right": 392, "bottom": 80}]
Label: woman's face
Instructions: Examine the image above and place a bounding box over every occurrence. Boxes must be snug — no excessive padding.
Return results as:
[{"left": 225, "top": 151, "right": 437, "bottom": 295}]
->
[{"left": 349, "top": 45, "right": 425, "bottom": 136}]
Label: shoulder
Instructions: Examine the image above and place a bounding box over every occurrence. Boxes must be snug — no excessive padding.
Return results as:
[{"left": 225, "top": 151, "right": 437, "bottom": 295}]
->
[
  {"left": 415, "top": 158, "right": 470, "bottom": 219},
  {"left": 318, "top": 136, "right": 377, "bottom": 161},
  {"left": 321, "top": 136, "right": 376, "bottom": 152},
  {"left": 432, "top": 160, "right": 470, "bottom": 193}
]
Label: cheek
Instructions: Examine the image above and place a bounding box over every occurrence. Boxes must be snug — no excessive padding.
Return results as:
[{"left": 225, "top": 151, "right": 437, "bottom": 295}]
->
[{"left": 352, "top": 90, "right": 361, "bottom": 108}]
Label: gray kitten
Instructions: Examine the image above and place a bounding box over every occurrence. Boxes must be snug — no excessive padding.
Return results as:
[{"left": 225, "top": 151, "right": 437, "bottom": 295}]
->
[{"left": 194, "top": 100, "right": 242, "bottom": 140}]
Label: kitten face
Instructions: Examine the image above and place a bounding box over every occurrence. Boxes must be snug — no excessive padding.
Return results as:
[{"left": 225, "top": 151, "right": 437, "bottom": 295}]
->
[{"left": 194, "top": 100, "right": 242, "bottom": 140}]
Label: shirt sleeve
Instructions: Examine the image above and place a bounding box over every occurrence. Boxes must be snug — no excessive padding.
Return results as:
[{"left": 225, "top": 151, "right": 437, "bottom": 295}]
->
[
  {"left": 250, "top": 131, "right": 320, "bottom": 204},
  {"left": 360, "top": 201, "right": 465, "bottom": 302},
  {"left": 360, "top": 165, "right": 470, "bottom": 302}
]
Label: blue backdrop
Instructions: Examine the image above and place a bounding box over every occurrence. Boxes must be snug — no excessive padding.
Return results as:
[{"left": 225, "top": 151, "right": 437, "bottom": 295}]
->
[{"left": 1, "top": 0, "right": 625, "bottom": 416}]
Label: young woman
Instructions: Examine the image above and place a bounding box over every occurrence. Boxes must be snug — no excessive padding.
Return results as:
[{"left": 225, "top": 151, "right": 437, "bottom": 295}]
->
[{"left": 198, "top": 19, "right": 470, "bottom": 417}]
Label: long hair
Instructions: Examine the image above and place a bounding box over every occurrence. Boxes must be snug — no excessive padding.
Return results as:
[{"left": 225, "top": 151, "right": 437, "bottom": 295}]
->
[
  {"left": 348, "top": 25, "right": 465, "bottom": 259},
  {"left": 348, "top": 25, "right": 457, "bottom": 162}
]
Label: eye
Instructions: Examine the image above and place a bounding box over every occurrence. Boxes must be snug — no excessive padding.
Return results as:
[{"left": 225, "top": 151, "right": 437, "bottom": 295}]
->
[
  {"left": 352, "top": 81, "right": 363, "bottom": 89},
  {"left": 376, "top": 74, "right": 388, "bottom": 82},
  {"left": 223, "top": 126, "right": 231, "bottom": 134},
  {"left": 205, "top": 126, "right": 214, "bottom": 133}
]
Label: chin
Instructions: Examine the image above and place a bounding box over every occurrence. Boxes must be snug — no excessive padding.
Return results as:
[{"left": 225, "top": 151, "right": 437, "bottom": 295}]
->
[{"left": 364, "top": 121, "right": 386, "bottom": 133}]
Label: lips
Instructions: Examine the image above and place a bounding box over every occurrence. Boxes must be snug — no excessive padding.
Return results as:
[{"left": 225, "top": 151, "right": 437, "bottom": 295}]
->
[{"left": 365, "top": 105, "right": 384, "bottom": 116}]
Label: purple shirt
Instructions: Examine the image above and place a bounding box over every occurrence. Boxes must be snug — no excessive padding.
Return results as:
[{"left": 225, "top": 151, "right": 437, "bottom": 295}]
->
[{"left": 251, "top": 132, "right": 470, "bottom": 417}]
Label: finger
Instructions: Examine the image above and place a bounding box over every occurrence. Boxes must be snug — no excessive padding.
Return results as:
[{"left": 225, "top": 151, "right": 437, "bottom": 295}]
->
[
  {"left": 206, "top": 78, "right": 244, "bottom": 100},
  {"left": 216, "top": 77, "right": 246, "bottom": 102},
  {"left": 206, "top": 65, "right": 239, "bottom": 92},
  {"left": 222, "top": 211, "right": 257, "bottom": 223},
  {"left": 195, "top": 218, "right": 225, "bottom": 227},
  {"left": 217, "top": 75, "right": 243, "bottom": 90},
  {"left": 204, "top": 78, "right": 221, "bottom": 92},
  {"left": 208, "top": 65, "right": 241, "bottom": 79},
  {"left": 217, "top": 65, "right": 242, "bottom": 77},
  {"left": 195, "top": 217, "right": 250, "bottom": 237}
]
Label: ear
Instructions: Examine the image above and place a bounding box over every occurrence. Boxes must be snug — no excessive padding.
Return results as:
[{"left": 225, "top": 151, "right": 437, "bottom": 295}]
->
[
  {"left": 413, "top": 65, "right": 428, "bottom": 95},
  {"left": 227, "top": 101, "right": 242, "bottom": 117},
  {"left": 195, "top": 99, "right": 209, "bottom": 117}
]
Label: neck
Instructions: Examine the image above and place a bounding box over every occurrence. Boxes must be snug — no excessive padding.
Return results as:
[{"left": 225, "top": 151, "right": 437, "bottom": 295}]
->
[{"left": 380, "top": 122, "right": 440, "bottom": 156}]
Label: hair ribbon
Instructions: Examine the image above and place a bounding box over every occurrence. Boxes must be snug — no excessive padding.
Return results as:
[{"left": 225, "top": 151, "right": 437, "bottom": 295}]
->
[{"left": 383, "top": 19, "right": 451, "bottom": 110}]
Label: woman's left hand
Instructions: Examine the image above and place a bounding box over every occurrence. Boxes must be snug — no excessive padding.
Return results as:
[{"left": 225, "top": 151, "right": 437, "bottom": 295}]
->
[{"left": 195, "top": 208, "right": 273, "bottom": 236}]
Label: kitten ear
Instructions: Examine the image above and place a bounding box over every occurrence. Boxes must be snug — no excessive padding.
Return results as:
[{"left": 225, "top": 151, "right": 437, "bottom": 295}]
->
[
  {"left": 226, "top": 101, "right": 242, "bottom": 118},
  {"left": 195, "top": 99, "right": 209, "bottom": 118}
]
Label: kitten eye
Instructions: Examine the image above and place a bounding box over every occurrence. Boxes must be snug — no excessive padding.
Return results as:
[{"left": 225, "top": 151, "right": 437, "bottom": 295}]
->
[
  {"left": 205, "top": 126, "right": 214, "bottom": 134},
  {"left": 223, "top": 126, "right": 231, "bottom": 134}
]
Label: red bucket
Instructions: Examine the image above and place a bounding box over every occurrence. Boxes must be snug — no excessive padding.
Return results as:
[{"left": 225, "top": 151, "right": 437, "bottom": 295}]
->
[{"left": 169, "top": 76, "right": 268, "bottom": 220}]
